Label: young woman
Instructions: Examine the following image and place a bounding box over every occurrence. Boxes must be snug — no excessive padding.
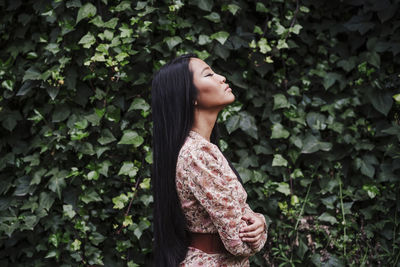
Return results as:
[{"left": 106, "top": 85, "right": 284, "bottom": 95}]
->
[{"left": 152, "top": 54, "right": 267, "bottom": 267}]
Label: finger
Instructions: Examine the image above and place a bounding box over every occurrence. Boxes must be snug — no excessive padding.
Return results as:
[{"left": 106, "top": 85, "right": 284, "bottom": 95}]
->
[
  {"left": 240, "top": 220, "right": 262, "bottom": 233},
  {"left": 242, "top": 234, "right": 263, "bottom": 243},
  {"left": 241, "top": 216, "right": 255, "bottom": 224},
  {"left": 240, "top": 220, "right": 263, "bottom": 233},
  {"left": 240, "top": 227, "right": 264, "bottom": 238}
]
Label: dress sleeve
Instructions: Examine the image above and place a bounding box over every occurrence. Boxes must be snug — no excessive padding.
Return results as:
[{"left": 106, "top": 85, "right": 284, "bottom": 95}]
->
[{"left": 186, "top": 143, "right": 261, "bottom": 256}]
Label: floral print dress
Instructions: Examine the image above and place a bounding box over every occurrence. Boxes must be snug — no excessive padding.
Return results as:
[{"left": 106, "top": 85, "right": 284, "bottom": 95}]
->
[{"left": 176, "top": 131, "right": 267, "bottom": 267}]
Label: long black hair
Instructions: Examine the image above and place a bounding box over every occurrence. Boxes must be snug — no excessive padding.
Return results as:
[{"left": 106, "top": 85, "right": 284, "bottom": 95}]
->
[{"left": 151, "top": 54, "right": 242, "bottom": 266}]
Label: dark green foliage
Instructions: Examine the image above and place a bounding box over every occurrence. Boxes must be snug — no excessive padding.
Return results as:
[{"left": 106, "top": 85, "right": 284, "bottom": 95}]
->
[{"left": 0, "top": 0, "right": 399, "bottom": 266}]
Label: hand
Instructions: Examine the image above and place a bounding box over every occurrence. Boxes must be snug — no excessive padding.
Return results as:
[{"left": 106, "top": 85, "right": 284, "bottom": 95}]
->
[{"left": 239, "top": 212, "right": 266, "bottom": 249}]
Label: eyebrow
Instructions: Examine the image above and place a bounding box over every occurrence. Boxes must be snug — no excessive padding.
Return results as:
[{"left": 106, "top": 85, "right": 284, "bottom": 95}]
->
[{"left": 200, "top": 66, "right": 211, "bottom": 74}]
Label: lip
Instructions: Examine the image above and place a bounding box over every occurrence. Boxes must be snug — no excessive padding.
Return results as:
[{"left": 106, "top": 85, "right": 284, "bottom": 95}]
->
[{"left": 224, "top": 85, "right": 231, "bottom": 91}]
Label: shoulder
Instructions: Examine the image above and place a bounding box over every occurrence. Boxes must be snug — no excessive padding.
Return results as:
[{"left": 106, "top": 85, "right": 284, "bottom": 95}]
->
[{"left": 178, "top": 131, "right": 222, "bottom": 166}]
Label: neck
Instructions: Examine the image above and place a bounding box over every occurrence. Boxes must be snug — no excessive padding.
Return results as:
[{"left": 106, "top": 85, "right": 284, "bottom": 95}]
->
[{"left": 191, "top": 108, "right": 219, "bottom": 141}]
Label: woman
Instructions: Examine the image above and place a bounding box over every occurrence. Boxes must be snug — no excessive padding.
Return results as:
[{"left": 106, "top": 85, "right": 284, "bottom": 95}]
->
[{"left": 152, "top": 54, "right": 267, "bottom": 267}]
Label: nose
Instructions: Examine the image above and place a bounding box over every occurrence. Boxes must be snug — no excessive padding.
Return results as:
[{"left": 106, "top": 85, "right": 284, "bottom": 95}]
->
[{"left": 219, "top": 74, "right": 226, "bottom": 84}]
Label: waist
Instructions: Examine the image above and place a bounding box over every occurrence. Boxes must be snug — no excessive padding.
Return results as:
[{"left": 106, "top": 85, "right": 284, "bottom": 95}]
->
[{"left": 189, "top": 232, "right": 227, "bottom": 254}]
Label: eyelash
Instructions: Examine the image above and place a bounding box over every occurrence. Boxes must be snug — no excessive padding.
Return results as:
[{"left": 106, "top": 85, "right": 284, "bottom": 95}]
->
[{"left": 205, "top": 73, "right": 214, "bottom": 77}]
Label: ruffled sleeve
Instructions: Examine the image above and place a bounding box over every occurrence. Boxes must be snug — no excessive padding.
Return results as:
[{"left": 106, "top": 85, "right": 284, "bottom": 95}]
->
[{"left": 185, "top": 142, "right": 264, "bottom": 256}]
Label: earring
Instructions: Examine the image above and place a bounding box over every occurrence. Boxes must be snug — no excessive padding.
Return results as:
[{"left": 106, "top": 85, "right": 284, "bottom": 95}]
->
[{"left": 194, "top": 101, "right": 198, "bottom": 106}]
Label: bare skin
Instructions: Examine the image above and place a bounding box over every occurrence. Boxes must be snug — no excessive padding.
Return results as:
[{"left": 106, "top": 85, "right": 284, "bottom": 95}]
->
[{"left": 189, "top": 57, "right": 266, "bottom": 248}]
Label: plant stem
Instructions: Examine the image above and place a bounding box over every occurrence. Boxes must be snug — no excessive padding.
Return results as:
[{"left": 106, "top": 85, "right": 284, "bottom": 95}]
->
[
  {"left": 338, "top": 175, "right": 347, "bottom": 258},
  {"left": 295, "top": 182, "right": 312, "bottom": 231}
]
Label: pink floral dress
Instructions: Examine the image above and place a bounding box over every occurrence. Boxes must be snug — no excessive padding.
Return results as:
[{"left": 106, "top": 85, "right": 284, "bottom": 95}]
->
[{"left": 176, "top": 131, "right": 267, "bottom": 267}]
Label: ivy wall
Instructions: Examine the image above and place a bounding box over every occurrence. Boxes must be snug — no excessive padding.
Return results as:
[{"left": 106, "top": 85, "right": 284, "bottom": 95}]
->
[{"left": 0, "top": 0, "right": 399, "bottom": 266}]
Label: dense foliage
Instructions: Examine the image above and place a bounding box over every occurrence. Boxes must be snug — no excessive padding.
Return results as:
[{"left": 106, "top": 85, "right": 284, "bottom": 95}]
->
[{"left": 1, "top": 0, "right": 399, "bottom": 266}]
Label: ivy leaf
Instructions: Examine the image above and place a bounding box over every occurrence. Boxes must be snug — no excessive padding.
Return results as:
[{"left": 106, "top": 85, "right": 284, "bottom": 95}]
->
[
  {"left": 76, "top": 3, "right": 97, "bottom": 24},
  {"left": 367, "top": 89, "right": 393, "bottom": 116},
  {"left": 118, "top": 162, "right": 138, "bottom": 178},
  {"left": 48, "top": 169, "right": 67, "bottom": 199},
  {"left": 301, "top": 134, "right": 332, "bottom": 154},
  {"left": 23, "top": 67, "right": 41, "bottom": 82},
  {"left": 276, "top": 182, "right": 290, "bottom": 195},
  {"left": 204, "top": 12, "right": 220, "bottom": 23},
  {"left": 98, "top": 129, "right": 116, "bottom": 145},
  {"left": 39, "top": 192, "right": 55, "bottom": 211},
  {"left": 78, "top": 32, "right": 96, "bottom": 48},
  {"left": 210, "top": 31, "right": 229, "bottom": 45},
  {"left": 63, "top": 204, "right": 76, "bottom": 219},
  {"left": 52, "top": 105, "right": 71, "bottom": 122},
  {"left": 238, "top": 112, "right": 258, "bottom": 139},
  {"left": 81, "top": 188, "right": 102, "bottom": 204},
  {"left": 273, "top": 94, "right": 290, "bottom": 110},
  {"left": 112, "top": 193, "right": 129, "bottom": 209},
  {"left": 164, "top": 36, "right": 182, "bottom": 50},
  {"left": 271, "top": 123, "right": 290, "bottom": 139},
  {"left": 193, "top": 0, "right": 213, "bottom": 12},
  {"left": 128, "top": 98, "right": 150, "bottom": 112},
  {"left": 224, "top": 4, "right": 240, "bottom": 15},
  {"left": 272, "top": 154, "right": 288, "bottom": 167},
  {"left": 118, "top": 130, "right": 144, "bottom": 147},
  {"left": 318, "top": 212, "right": 338, "bottom": 225},
  {"left": 226, "top": 115, "right": 240, "bottom": 134}
]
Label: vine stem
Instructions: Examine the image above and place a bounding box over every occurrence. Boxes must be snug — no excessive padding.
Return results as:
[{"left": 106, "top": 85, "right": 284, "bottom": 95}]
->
[
  {"left": 295, "top": 181, "right": 312, "bottom": 231},
  {"left": 338, "top": 175, "right": 347, "bottom": 258},
  {"left": 116, "top": 175, "right": 142, "bottom": 235}
]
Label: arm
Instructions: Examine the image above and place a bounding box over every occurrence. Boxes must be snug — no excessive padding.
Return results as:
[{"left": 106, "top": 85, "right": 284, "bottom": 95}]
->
[{"left": 186, "top": 143, "right": 259, "bottom": 257}]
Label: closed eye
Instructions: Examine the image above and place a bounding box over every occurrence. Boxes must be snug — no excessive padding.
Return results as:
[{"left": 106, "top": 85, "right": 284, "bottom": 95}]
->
[{"left": 205, "top": 73, "right": 214, "bottom": 77}]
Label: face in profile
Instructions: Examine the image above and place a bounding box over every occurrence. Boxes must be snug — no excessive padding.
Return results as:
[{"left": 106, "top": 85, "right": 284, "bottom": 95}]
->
[{"left": 189, "top": 58, "right": 235, "bottom": 110}]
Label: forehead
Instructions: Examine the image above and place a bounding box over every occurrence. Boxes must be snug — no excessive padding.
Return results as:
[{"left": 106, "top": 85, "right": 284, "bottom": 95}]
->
[{"left": 189, "top": 58, "right": 210, "bottom": 74}]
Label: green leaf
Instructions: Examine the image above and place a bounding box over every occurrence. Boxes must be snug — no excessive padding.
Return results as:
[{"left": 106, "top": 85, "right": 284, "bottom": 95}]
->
[
  {"left": 48, "top": 169, "right": 67, "bottom": 199},
  {"left": 87, "top": 170, "right": 99, "bottom": 180},
  {"left": 301, "top": 134, "right": 332, "bottom": 154},
  {"left": 238, "top": 112, "right": 258, "bottom": 139},
  {"left": 23, "top": 67, "right": 42, "bottom": 82},
  {"left": 393, "top": 93, "right": 400, "bottom": 103},
  {"left": 39, "top": 192, "right": 55, "bottom": 211},
  {"left": 318, "top": 212, "right": 338, "bottom": 225},
  {"left": 272, "top": 154, "right": 288, "bottom": 167},
  {"left": 367, "top": 90, "right": 393, "bottom": 116},
  {"left": 63, "top": 204, "right": 76, "bottom": 219},
  {"left": 198, "top": 34, "right": 211, "bottom": 45},
  {"left": 204, "top": 12, "right": 220, "bottom": 23},
  {"left": 128, "top": 98, "right": 150, "bottom": 112},
  {"left": 164, "top": 36, "right": 182, "bottom": 50},
  {"left": 115, "top": 1, "right": 132, "bottom": 12},
  {"left": 118, "top": 130, "right": 144, "bottom": 147},
  {"left": 225, "top": 4, "right": 240, "bottom": 15},
  {"left": 306, "top": 112, "right": 327, "bottom": 130},
  {"left": 322, "top": 72, "right": 342, "bottom": 89},
  {"left": 194, "top": 0, "right": 213, "bottom": 12},
  {"left": 276, "top": 182, "right": 290, "bottom": 195},
  {"left": 226, "top": 115, "right": 240, "bottom": 134},
  {"left": 76, "top": 3, "right": 97, "bottom": 24},
  {"left": 81, "top": 188, "right": 102, "bottom": 204},
  {"left": 273, "top": 94, "right": 290, "bottom": 110},
  {"left": 52, "top": 105, "right": 70, "bottom": 122},
  {"left": 13, "top": 176, "right": 31, "bottom": 196},
  {"left": 210, "top": 31, "right": 229, "bottom": 45},
  {"left": 118, "top": 162, "right": 138, "bottom": 178},
  {"left": 98, "top": 129, "right": 116, "bottom": 145},
  {"left": 78, "top": 32, "right": 96, "bottom": 48},
  {"left": 271, "top": 123, "right": 290, "bottom": 139},
  {"left": 112, "top": 193, "right": 129, "bottom": 209}
]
